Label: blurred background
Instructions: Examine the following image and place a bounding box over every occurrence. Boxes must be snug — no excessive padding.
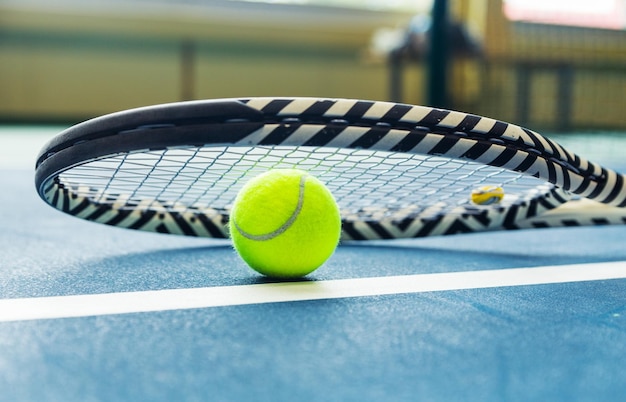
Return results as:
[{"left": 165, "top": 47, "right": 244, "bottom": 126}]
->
[{"left": 1, "top": 0, "right": 625, "bottom": 131}]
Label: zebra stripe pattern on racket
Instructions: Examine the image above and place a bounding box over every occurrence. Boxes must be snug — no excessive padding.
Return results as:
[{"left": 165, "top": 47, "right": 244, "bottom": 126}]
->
[
  {"left": 43, "top": 180, "right": 577, "bottom": 240},
  {"left": 236, "top": 98, "right": 625, "bottom": 206},
  {"left": 35, "top": 97, "right": 626, "bottom": 240}
]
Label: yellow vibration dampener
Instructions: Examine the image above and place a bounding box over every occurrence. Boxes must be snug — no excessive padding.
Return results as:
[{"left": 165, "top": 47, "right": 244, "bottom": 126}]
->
[{"left": 470, "top": 186, "right": 505, "bottom": 205}]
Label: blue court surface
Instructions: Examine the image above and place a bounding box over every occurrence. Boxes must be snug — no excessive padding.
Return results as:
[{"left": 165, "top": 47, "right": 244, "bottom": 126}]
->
[{"left": 1, "top": 127, "right": 626, "bottom": 401}]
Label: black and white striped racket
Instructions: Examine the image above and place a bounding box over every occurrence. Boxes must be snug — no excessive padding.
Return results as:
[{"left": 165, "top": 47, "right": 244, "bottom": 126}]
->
[{"left": 35, "top": 97, "right": 626, "bottom": 240}]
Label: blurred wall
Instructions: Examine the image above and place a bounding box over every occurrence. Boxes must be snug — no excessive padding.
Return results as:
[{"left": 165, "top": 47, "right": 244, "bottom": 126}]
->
[
  {"left": 2, "top": 0, "right": 625, "bottom": 131},
  {"left": 0, "top": 0, "right": 416, "bottom": 122}
]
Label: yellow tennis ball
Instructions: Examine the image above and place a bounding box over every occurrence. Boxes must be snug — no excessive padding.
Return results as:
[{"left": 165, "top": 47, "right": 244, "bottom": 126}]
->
[
  {"left": 470, "top": 185, "right": 505, "bottom": 205},
  {"left": 229, "top": 169, "right": 341, "bottom": 278}
]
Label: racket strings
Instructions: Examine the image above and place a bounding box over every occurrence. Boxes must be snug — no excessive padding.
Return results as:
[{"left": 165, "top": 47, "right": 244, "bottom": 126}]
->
[{"left": 57, "top": 145, "right": 548, "bottom": 221}]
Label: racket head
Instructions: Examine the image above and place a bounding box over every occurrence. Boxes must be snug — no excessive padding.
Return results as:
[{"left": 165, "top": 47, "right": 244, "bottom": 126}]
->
[{"left": 35, "top": 97, "right": 625, "bottom": 240}]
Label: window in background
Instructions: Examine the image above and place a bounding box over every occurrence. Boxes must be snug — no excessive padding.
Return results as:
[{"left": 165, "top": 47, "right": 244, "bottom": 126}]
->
[{"left": 504, "top": 0, "right": 626, "bottom": 30}]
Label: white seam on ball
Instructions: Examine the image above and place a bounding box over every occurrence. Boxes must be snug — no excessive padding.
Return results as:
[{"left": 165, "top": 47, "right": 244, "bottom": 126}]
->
[{"left": 233, "top": 174, "right": 307, "bottom": 241}]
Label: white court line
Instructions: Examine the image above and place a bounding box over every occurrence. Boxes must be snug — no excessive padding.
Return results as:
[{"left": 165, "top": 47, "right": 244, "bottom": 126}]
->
[{"left": 1, "top": 261, "right": 626, "bottom": 323}]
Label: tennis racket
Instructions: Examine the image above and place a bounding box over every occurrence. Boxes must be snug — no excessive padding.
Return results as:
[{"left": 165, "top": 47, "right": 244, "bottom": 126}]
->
[{"left": 35, "top": 97, "right": 626, "bottom": 240}]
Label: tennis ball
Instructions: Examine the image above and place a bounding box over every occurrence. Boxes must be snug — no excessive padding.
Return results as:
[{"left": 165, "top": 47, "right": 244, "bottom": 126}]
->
[
  {"left": 470, "top": 185, "right": 505, "bottom": 205},
  {"left": 229, "top": 169, "right": 341, "bottom": 278}
]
